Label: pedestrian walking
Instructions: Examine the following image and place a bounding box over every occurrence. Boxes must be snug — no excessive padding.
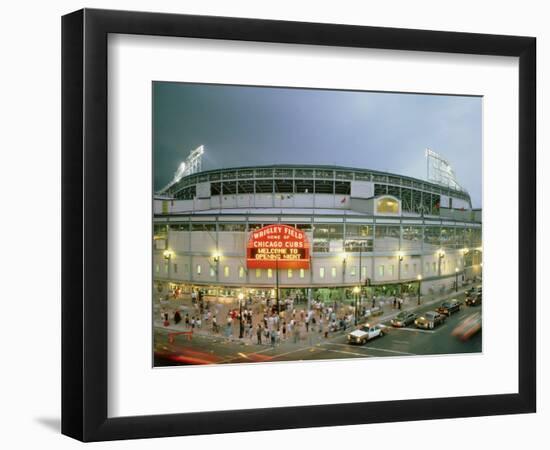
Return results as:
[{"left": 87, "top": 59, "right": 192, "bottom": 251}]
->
[
  {"left": 174, "top": 310, "right": 181, "bottom": 325},
  {"left": 212, "top": 316, "right": 218, "bottom": 333},
  {"left": 161, "top": 310, "right": 169, "bottom": 327},
  {"left": 225, "top": 322, "right": 232, "bottom": 338}
]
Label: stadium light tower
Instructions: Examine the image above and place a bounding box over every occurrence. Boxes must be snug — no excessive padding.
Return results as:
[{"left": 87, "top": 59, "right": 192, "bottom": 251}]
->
[
  {"left": 159, "top": 145, "right": 204, "bottom": 194},
  {"left": 425, "top": 148, "right": 463, "bottom": 192}
]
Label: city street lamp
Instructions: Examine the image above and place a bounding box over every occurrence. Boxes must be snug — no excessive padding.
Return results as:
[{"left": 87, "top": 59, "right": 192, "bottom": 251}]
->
[
  {"left": 438, "top": 250, "right": 445, "bottom": 276},
  {"left": 212, "top": 251, "right": 221, "bottom": 281},
  {"left": 358, "top": 242, "right": 363, "bottom": 286},
  {"left": 341, "top": 253, "right": 347, "bottom": 280},
  {"left": 212, "top": 252, "right": 220, "bottom": 263},
  {"left": 238, "top": 292, "right": 244, "bottom": 339},
  {"left": 462, "top": 248, "right": 469, "bottom": 279},
  {"left": 455, "top": 267, "right": 459, "bottom": 292},
  {"left": 397, "top": 252, "right": 403, "bottom": 272},
  {"left": 397, "top": 251, "right": 404, "bottom": 295},
  {"left": 417, "top": 274, "right": 422, "bottom": 305},
  {"left": 163, "top": 249, "right": 173, "bottom": 284},
  {"left": 353, "top": 286, "right": 360, "bottom": 326}
]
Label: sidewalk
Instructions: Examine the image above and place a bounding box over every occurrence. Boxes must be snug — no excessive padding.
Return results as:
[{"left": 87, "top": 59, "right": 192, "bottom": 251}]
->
[{"left": 154, "top": 284, "right": 477, "bottom": 346}]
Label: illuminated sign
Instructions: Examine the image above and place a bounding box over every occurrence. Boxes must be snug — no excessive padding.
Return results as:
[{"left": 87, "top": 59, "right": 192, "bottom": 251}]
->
[{"left": 246, "top": 224, "right": 310, "bottom": 269}]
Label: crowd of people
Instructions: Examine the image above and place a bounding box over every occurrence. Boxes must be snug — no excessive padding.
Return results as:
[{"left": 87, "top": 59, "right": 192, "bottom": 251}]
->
[
  {"left": 159, "top": 289, "right": 418, "bottom": 346},
  {"left": 160, "top": 291, "right": 371, "bottom": 346}
]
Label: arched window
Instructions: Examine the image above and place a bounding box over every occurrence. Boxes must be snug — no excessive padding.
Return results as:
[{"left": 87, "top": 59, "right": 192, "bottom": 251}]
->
[{"left": 376, "top": 196, "right": 400, "bottom": 214}]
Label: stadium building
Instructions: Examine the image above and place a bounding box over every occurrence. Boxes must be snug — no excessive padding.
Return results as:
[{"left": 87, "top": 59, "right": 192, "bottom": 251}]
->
[{"left": 153, "top": 149, "right": 482, "bottom": 304}]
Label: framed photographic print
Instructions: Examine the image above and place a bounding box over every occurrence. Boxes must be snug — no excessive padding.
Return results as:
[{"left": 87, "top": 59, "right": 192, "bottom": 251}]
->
[{"left": 62, "top": 8, "right": 536, "bottom": 442}]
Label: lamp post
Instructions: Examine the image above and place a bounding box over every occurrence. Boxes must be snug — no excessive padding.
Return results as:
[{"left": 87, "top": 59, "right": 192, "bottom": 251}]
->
[
  {"left": 212, "top": 252, "right": 220, "bottom": 283},
  {"left": 163, "top": 250, "right": 172, "bottom": 287},
  {"left": 397, "top": 252, "right": 403, "bottom": 279},
  {"left": 358, "top": 242, "right": 365, "bottom": 303},
  {"left": 462, "top": 248, "right": 469, "bottom": 280},
  {"left": 417, "top": 274, "right": 422, "bottom": 305},
  {"left": 341, "top": 253, "right": 347, "bottom": 308},
  {"left": 353, "top": 286, "right": 360, "bottom": 326},
  {"left": 358, "top": 243, "right": 363, "bottom": 287},
  {"left": 238, "top": 292, "right": 244, "bottom": 339},
  {"left": 342, "top": 253, "right": 347, "bottom": 279},
  {"left": 438, "top": 250, "right": 445, "bottom": 276},
  {"left": 398, "top": 252, "right": 404, "bottom": 295},
  {"left": 455, "top": 267, "right": 459, "bottom": 292}
]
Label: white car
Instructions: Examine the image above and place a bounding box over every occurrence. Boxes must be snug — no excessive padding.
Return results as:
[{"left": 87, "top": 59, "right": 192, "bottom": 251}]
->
[{"left": 347, "top": 324, "right": 384, "bottom": 345}]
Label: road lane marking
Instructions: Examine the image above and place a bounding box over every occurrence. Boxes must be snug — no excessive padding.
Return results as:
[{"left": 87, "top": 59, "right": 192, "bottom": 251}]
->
[
  {"left": 322, "top": 348, "right": 371, "bottom": 358},
  {"left": 267, "top": 346, "right": 317, "bottom": 360},
  {"left": 362, "top": 346, "right": 416, "bottom": 356},
  {"left": 393, "top": 340, "right": 409, "bottom": 345},
  {"left": 322, "top": 342, "right": 413, "bottom": 356},
  {"left": 323, "top": 342, "right": 368, "bottom": 349}
]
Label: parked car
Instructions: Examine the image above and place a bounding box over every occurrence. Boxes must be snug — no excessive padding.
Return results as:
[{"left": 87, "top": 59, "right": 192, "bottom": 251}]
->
[
  {"left": 347, "top": 323, "right": 384, "bottom": 345},
  {"left": 465, "top": 292, "right": 482, "bottom": 306},
  {"left": 452, "top": 312, "right": 481, "bottom": 341},
  {"left": 465, "top": 285, "right": 482, "bottom": 296},
  {"left": 436, "top": 299, "right": 461, "bottom": 315},
  {"left": 390, "top": 311, "right": 417, "bottom": 327},
  {"left": 414, "top": 311, "right": 446, "bottom": 329},
  {"left": 364, "top": 306, "right": 384, "bottom": 318}
]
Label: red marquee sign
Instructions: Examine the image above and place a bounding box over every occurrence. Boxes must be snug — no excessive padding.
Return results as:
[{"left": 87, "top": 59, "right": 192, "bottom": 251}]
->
[{"left": 246, "top": 224, "right": 310, "bottom": 270}]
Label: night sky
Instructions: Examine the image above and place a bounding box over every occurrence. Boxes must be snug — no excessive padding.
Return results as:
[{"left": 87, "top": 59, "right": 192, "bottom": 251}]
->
[{"left": 153, "top": 82, "right": 482, "bottom": 207}]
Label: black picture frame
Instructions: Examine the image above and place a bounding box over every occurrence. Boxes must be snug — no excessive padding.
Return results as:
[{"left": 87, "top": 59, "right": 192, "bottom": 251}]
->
[{"left": 62, "top": 8, "right": 536, "bottom": 442}]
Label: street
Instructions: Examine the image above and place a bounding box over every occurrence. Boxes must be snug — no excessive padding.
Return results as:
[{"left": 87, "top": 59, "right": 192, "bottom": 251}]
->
[{"left": 153, "top": 288, "right": 481, "bottom": 366}]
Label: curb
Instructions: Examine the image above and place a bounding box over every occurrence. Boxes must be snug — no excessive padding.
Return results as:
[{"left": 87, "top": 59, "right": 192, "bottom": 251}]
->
[{"left": 156, "top": 287, "right": 473, "bottom": 341}]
